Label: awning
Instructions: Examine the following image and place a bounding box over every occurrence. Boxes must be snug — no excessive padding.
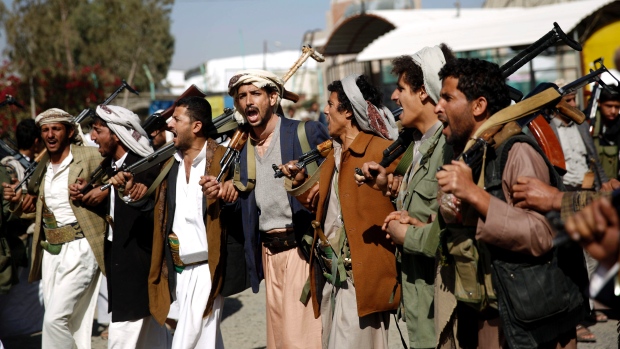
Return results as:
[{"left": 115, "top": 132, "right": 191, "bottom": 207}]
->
[
  {"left": 321, "top": 8, "right": 501, "bottom": 56},
  {"left": 356, "top": 0, "right": 618, "bottom": 62}
]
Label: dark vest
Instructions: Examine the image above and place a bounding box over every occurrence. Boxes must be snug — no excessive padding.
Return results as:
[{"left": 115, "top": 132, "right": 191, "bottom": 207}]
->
[{"left": 484, "top": 135, "right": 589, "bottom": 348}]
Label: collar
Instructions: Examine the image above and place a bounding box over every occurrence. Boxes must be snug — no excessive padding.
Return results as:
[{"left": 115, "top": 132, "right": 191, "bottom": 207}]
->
[
  {"left": 48, "top": 145, "right": 74, "bottom": 172},
  {"left": 347, "top": 131, "right": 375, "bottom": 155},
  {"left": 418, "top": 121, "right": 442, "bottom": 143},
  {"left": 112, "top": 152, "right": 129, "bottom": 170},
  {"left": 551, "top": 115, "right": 573, "bottom": 128},
  {"left": 173, "top": 140, "right": 207, "bottom": 167}
]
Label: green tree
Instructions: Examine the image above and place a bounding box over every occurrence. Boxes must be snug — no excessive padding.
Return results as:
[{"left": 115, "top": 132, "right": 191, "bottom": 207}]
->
[{"left": 4, "top": 0, "right": 174, "bottom": 114}]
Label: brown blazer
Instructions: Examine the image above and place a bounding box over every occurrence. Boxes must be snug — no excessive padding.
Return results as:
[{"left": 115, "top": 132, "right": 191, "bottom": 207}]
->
[
  {"left": 148, "top": 140, "right": 227, "bottom": 325},
  {"left": 29, "top": 145, "right": 107, "bottom": 281},
  {"left": 310, "top": 131, "right": 401, "bottom": 318}
]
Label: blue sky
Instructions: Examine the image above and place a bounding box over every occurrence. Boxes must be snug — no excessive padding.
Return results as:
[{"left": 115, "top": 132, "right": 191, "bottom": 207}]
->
[{"left": 170, "top": 0, "right": 485, "bottom": 69}]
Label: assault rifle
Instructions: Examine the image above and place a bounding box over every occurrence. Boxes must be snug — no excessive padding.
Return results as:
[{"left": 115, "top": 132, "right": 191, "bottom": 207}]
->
[
  {"left": 215, "top": 128, "right": 248, "bottom": 182},
  {"left": 74, "top": 80, "right": 139, "bottom": 124},
  {"left": 18, "top": 81, "right": 138, "bottom": 192},
  {"left": 99, "top": 142, "right": 176, "bottom": 192},
  {"left": 272, "top": 139, "right": 333, "bottom": 178}
]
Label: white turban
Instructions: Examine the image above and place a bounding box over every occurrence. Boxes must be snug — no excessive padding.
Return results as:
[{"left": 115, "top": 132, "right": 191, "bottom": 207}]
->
[
  {"left": 95, "top": 105, "right": 153, "bottom": 157},
  {"left": 341, "top": 74, "right": 398, "bottom": 140},
  {"left": 227, "top": 69, "right": 298, "bottom": 125},
  {"left": 35, "top": 108, "right": 75, "bottom": 126},
  {"left": 411, "top": 45, "right": 446, "bottom": 104}
]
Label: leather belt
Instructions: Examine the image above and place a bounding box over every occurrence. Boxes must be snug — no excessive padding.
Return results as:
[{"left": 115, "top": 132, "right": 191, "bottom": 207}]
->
[{"left": 261, "top": 229, "right": 297, "bottom": 252}]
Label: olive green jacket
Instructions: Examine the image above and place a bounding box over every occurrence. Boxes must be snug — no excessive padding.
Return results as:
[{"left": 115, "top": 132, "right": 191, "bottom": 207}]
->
[{"left": 397, "top": 125, "right": 450, "bottom": 349}]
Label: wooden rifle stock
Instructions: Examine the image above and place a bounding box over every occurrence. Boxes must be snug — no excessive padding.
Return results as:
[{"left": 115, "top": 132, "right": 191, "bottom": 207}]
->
[
  {"left": 216, "top": 129, "right": 248, "bottom": 182},
  {"left": 527, "top": 115, "right": 566, "bottom": 175}
]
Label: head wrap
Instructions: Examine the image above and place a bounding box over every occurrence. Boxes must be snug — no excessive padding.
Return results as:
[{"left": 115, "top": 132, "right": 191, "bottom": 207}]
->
[
  {"left": 95, "top": 105, "right": 153, "bottom": 157},
  {"left": 411, "top": 45, "right": 447, "bottom": 104},
  {"left": 227, "top": 69, "right": 299, "bottom": 124},
  {"left": 341, "top": 74, "right": 398, "bottom": 140},
  {"left": 35, "top": 108, "right": 75, "bottom": 127}
]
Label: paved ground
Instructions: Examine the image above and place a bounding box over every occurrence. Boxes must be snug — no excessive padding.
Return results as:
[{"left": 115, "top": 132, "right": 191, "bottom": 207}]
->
[{"left": 3, "top": 284, "right": 618, "bottom": 349}]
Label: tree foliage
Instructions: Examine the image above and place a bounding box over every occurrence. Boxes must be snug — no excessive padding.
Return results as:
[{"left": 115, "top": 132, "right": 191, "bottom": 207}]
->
[{"left": 3, "top": 0, "right": 174, "bottom": 114}]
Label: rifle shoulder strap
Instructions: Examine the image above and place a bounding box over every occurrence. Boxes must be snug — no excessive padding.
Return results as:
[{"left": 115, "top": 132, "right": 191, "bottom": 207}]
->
[
  {"left": 130, "top": 158, "right": 175, "bottom": 206},
  {"left": 393, "top": 142, "right": 414, "bottom": 176},
  {"left": 27, "top": 153, "right": 50, "bottom": 196},
  {"left": 297, "top": 121, "right": 318, "bottom": 176},
  {"left": 233, "top": 143, "right": 256, "bottom": 192}
]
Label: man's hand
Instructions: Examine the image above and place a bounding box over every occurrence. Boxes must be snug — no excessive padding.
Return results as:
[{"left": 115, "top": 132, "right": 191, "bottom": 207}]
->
[
  {"left": 565, "top": 197, "right": 619, "bottom": 269},
  {"left": 69, "top": 177, "right": 108, "bottom": 206},
  {"left": 22, "top": 194, "right": 36, "bottom": 213},
  {"left": 436, "top": 161, "right": 490, "bottom": 218},
  {"left": 382, "top": 210, "right": 427, "bottom": 245},
  {"left": 69, "top": 177, "right": 88, "bottom": 201},
  {"left": 200, "top": 175, "right": 221, "bottom": 200},
  {"left": 218, "top": 179, "right": 238, "bottom": 203},
  {"left": 3, "top": 178, "right": 22, "bottom": 204},
  {"left": 356, "top": 161, "right": 403, "bottom": 197},
  {"left": 512, "top": 176, "right": 563, "bottom": 213},
  {"left": 601, "top": 178, "right": 620, "bottom": 192},
  {"left": 276, "top": 161, "right": 307, "bottom": 188},
  {"left": 108, "top": 172, "right": 148, "bottom": 202}
]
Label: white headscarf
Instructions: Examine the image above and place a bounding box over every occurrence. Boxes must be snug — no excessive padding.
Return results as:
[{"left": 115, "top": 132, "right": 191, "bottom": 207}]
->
[
  {"left": 341, "top": 74, "right": 398, "bottom": 140},
  {"left": 35, "top": 108, "right": 75, "bottom": 126},
  {"left": 95, "top": 105, "right": 153, "bottom": 157},
  {"left": 35, "top": 108, "right": 86, "bottom": 145},
  {"left": 227, "top": 69, "right": 286, "bottom": 125},
  {"left": 411, "top": 45, "right": 446, "bottom": 104}
]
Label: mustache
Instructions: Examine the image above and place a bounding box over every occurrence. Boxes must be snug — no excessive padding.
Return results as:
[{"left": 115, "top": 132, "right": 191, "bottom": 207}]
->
[{"left": 244, "top": 107, "right": 258, "bottom": 115}]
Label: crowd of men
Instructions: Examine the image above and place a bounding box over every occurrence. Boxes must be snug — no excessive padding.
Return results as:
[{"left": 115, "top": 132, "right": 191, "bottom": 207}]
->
[{"left": 0, "top": 41, "right": 620, "bottom": 349}]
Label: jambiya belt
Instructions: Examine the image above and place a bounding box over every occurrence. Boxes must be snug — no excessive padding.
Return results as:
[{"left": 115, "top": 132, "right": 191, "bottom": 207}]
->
[
  {"left": 168, "top": 233, "right": 207, "bottom": 273},
  {"left": 40, "top": 200, "right": 84, "bottom": 255}
]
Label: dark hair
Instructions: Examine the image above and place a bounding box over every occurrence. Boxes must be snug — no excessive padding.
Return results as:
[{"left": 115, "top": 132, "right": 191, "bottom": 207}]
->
[
  {"left": 176, "top": 96, "right": 215, "bottom": 137},
  {"left": 327, "top": 75, "right": 383, "bottom": 114},
  {"left": 438, "top": 58, "right": 510, "bottom": 116},
  {"left": 391, "top": 43, "right": 456, "bottom": 91},
  {"left": 16, "top": 119, "right": 40, "bottom": 150},
  {"left": 92, "top": 115, "right": 110, "bottom": 130},
  {"left": 599, "top": 85, "right": 620, "bottom": 103}
]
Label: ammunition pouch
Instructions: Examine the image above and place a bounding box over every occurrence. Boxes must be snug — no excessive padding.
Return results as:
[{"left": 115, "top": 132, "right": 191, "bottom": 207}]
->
[
  {"left": 596, "top": 144, "right": 618, "bottom": 180},
  {"left": 445, "top": 224, "right": 496, "bottom": 311}
]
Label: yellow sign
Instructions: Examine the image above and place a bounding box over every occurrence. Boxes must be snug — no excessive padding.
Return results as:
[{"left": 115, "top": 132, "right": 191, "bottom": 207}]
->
[{"left": 206, "top": 95, "right": 224, "bottom": 118}]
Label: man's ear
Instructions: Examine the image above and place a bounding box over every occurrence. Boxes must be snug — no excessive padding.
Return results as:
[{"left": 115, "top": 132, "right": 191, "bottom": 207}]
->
[
  {"left": 419, "top": 86, "right": 429, "bottom": 103},
  {"left": 68, "top": 126, "right": 75, "bottom": 140},
  {"left": 269, "top": 91, "right": 279, "bottom": 107},
  {"left": 192, "top": 120, "right": 203, "bottom": 136},
  {"left": 472, "top": 96, "right": 489, "bottom": 118}
]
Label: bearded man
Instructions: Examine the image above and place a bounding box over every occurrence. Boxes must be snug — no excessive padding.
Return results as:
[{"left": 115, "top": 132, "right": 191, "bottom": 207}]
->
[
  {"left": 226, "top": 69, "right": 328, "bottom": 348},
  {"left": 75, "top": 105, "right": 170, "bottom": 349},
  {"left": 3, "top": 108, "right": 107, "bottom": 349}
]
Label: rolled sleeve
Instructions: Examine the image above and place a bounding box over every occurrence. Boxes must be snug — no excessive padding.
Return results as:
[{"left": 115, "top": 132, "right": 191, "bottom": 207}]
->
[
  {"left": 403, "top": 223, "right": 438, "bottom": 258},
  {"left": 476, "top": 143, "right": 554, "bottom": 256}
]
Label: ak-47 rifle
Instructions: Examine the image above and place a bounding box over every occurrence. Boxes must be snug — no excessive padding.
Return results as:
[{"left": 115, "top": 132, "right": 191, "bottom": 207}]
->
[
  {"left": 458, "top": 63, "right": 614, "bottom": 174},
  {"left": 272, "top": 139, "right": 334, "bottom": 178},
  {"left": 75, "top": 80, "right": 139, "bottom": 124},
  {"left": 18, "top": 81, "right": 138, "bottom": 193},
  {"left": 99, "top": 142, "right": 176, "bottom": 192},
  {"left": 215, "top": 45, "right": 325, "bottom": 184}
]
